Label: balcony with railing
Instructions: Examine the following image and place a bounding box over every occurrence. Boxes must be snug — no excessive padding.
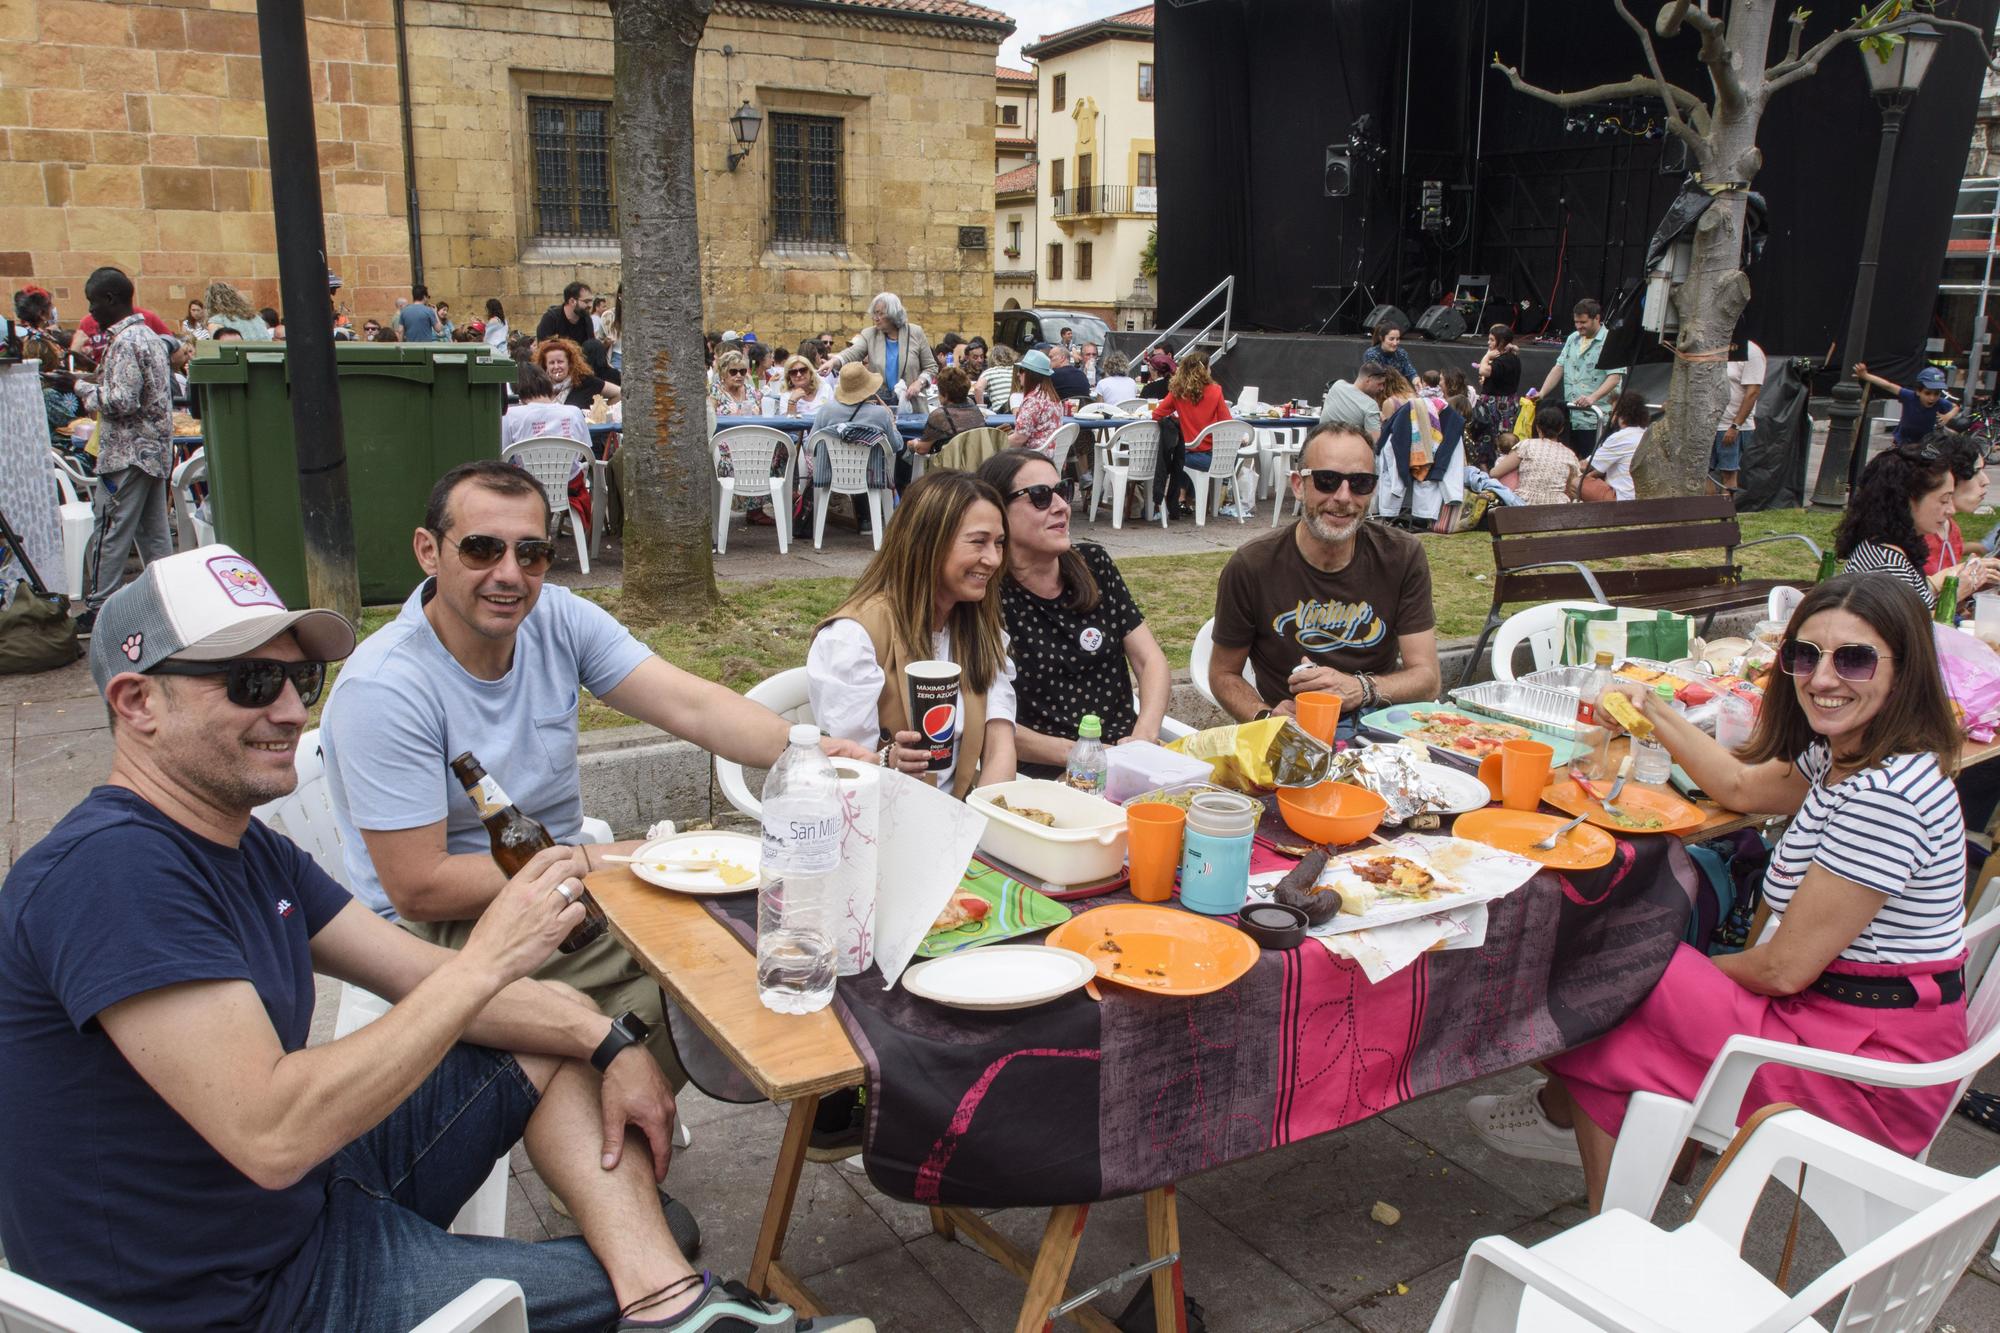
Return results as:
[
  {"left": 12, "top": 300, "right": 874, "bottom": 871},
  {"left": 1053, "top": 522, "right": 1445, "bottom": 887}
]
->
[{"left": 1051, "top": 184, "right": 1157, "bottom": 218}]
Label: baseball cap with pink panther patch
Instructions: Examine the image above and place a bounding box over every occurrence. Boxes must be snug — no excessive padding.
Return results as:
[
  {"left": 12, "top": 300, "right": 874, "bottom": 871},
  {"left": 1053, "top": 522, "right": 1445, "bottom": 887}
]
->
[{"left": 89, "top": 544, "right": 356, "bottom": 693}]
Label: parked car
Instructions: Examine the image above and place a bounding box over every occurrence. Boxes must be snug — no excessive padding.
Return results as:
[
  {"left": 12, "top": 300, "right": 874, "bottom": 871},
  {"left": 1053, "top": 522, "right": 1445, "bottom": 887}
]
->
[{"left": 994, "top": 309, "right": 1110, "bottom": 356}]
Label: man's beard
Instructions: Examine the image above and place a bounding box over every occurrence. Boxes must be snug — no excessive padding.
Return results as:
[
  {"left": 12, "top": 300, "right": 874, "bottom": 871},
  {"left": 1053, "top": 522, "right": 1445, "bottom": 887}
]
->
[{"left": 1304, "top": 507, "right": 1361, "bottom": 544}]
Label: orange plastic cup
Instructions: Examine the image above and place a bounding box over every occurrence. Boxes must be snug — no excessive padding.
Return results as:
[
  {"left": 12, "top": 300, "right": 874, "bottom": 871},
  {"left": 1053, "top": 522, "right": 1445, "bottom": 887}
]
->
[
  {"left": 1499, "top": 739, "right": 1554, "bottom": 812},
  {"left": 1294, "top": 691, "right": 1341, "bottom": 745},
  {"left": 1125, "top": 802, "right": 1188, "bottom": 903},
  {"left": 1477, "top": 752, "right": 1504, "bottom": 803}
]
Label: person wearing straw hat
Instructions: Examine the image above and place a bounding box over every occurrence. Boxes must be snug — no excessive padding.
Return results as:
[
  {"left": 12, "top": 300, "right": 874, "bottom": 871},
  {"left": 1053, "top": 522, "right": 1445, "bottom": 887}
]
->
[{"left": 0, "top": 545, "right": 878, "bottom": 1333}]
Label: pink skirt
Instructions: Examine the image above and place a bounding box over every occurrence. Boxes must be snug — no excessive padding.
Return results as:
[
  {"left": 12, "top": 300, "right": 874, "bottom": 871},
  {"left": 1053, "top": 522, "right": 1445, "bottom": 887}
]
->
[{"left": 1546, "top": 943, "right": 1968, "bottom": 1155}]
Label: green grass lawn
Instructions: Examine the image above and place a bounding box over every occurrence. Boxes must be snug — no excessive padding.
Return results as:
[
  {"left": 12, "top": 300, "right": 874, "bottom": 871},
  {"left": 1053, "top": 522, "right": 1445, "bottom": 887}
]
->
[{"left": 321, "top": 507, "right": 1995, "bottom": 733}]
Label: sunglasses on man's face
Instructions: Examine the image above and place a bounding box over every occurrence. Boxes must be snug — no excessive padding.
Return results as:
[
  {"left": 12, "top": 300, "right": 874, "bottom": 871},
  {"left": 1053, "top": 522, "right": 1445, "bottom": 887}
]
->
[
  {"left": 1778, "top": 638, "right": 1892, "bottom": 683},
  {"left": 149, "top": 657, "right": 327, "bottom": 708},
  {"left": 1304, "top": 469, "right": 1380, "bottom": 497},
  {"left": 1008, "top": 480, "right": 1074, "bottom": 511},
  {"left": 447, "top": 533, "right": 557, "bottom": 575}
]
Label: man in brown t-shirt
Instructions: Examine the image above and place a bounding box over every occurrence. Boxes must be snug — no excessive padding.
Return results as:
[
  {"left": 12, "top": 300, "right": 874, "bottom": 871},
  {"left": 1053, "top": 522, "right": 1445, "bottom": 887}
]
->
[{"left": 1210, "top": 422, "right": 1441, "bottom": 738}]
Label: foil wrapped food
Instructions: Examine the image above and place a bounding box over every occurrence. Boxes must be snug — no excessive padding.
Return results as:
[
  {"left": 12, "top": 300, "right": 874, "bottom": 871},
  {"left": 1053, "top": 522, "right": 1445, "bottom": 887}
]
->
[{"left": 1326, "top": 742, "right": 1448, "bottom": 826}]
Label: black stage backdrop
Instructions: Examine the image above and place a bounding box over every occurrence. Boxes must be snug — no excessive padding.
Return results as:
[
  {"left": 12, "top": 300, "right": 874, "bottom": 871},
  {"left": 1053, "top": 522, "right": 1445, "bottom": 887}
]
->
[{"left": 1156, "top": 0, "right": 1998, "bottom": 381}]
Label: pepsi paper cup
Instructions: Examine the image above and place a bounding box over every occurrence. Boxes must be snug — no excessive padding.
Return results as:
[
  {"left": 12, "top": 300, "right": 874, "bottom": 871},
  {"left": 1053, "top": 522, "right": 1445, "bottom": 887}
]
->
[{"left": 904, "top": 659, "right": 962, "bottom": 773}]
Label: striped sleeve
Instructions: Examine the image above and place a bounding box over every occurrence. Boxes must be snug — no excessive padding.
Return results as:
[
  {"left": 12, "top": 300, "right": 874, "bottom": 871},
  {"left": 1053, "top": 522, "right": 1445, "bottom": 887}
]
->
[
  {"left": 1811, "top": 765, "right": 1956, "bottom": 898},
  {"left": 1844, "top": 542, "right": 1936, "bottom": 610}
]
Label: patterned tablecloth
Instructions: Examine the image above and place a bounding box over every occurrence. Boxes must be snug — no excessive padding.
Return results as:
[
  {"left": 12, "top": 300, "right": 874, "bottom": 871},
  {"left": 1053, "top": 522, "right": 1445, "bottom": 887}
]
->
[
  {"left": 0, "top": 364, "right": 64, "bottom": 592},
  {"left": 705, "top": 833, "right": 1698, "bottom": 1209}
]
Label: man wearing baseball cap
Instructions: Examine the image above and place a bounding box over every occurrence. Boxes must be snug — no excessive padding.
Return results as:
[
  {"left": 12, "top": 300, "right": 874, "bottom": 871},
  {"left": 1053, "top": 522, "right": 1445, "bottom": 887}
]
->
[
  {"left": 0, "top": 546, "right": 867, "bottom": 1333},
  {"left": 1854, "top": 360, "right": 1961, "bottom": 446}
]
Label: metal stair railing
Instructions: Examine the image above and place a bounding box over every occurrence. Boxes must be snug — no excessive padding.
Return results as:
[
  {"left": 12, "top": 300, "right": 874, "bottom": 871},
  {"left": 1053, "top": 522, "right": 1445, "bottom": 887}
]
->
[{"left": 1135, "top": 274, "right": 1236, "bottom": 368}]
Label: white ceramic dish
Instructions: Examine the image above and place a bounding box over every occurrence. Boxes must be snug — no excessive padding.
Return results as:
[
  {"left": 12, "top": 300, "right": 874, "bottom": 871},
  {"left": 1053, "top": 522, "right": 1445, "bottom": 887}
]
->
[
  {"left": 626, "top": 830, "right": 761, "bottom": 895},
  {"left": 901, "top": 945, "right": 1097, "bottom": 1010},
  {"left": 1408, "top": 761, "right": 1493, "bottom": 817},
  {"left": 967, "top": 779, "right": 1129, "bottom": 886}
]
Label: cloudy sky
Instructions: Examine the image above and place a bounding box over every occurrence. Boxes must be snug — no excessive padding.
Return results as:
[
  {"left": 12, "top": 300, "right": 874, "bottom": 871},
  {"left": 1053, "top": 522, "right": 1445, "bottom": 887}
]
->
[{"left": 994, "top": 0, "right": 1142, "bottom": 68}]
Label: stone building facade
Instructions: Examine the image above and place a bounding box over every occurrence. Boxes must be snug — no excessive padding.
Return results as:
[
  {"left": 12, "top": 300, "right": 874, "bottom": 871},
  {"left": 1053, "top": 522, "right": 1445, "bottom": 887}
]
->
[{"left": 3, "top": 0, "right": 1009, "bottom": 345}]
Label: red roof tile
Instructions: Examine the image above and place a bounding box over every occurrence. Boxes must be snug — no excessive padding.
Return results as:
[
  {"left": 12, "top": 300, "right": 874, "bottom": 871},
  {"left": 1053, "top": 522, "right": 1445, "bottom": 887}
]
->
[
  {"left": 996, "top": 164, "right": 1037, "bottom": 192},
  {"left": 1024, "top": 5, "right": 1152, "bottom": 56},
  {"left": 995, "top": 135, "right": 1036, "bottom": 149},
  {"left": 805, "top": 0, "right": 1013, "bottom": 26},
  {"left": 996, "top": 63, "right": 1037, "bottom": 82}
]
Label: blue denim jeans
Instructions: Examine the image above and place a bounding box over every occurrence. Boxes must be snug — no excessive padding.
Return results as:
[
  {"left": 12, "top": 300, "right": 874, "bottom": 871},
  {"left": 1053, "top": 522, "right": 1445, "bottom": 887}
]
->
[{"left": 284, "top": 1046, "right": 619, "bottom": 1332}]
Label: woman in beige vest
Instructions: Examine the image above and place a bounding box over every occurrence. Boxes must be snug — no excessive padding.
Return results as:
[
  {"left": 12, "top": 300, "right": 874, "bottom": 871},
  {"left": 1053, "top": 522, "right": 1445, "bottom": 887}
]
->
[{"left": 807, "top": 470, "right": 1018, "bottom": 796}]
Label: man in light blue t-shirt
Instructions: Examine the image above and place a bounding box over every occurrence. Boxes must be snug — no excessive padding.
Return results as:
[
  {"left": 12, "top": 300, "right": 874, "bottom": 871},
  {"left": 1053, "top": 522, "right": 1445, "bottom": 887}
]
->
[
  {"left": 394, "top": 284, "right": 442, "bottom": 343},
  {"left": 321, "top": 461, "right": 873, "bottom": 1236},
  {"left": 1535, "top": 297, "right": 1625, "bottom": 459}
]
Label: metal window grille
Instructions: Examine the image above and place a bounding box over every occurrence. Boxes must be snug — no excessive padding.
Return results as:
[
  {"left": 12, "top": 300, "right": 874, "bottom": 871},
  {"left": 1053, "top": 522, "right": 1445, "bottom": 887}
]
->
[
  {"left": 770, "top": 113, "right": 845, "bottom": 245},
  {"left": 528, "top": 97, "right": 617, "bottom": 239},
  {"left": 1078, "top": 242, "right": 1093, "bottom": 280}
]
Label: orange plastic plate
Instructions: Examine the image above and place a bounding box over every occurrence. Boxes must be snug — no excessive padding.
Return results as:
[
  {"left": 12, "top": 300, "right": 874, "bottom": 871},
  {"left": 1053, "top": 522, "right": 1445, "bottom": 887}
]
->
[
  {"left": 1451, "top": 807, "right": 1617, "bottom": 871},
  {"left": 1540, "top": 779, "right": 1705, "bottom": 837},
  {"left": 1046, "top": 903, "right": 1261, "bottom": 997}
]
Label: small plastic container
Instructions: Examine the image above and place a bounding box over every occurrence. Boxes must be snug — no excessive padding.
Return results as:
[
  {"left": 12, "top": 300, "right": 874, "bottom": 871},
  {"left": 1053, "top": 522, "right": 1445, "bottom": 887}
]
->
[
  {"left": 1238, "top": 901, "right": 1308, "bottom": 950},
  {"left": 1178, "top": 791, "right": 1259, "bottom": 916}
]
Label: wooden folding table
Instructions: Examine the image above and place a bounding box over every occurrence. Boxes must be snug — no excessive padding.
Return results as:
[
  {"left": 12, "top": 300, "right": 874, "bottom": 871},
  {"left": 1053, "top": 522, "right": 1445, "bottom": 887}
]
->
[{"left": 588, "top": 867, "right": 1188, "bottom": 1333}]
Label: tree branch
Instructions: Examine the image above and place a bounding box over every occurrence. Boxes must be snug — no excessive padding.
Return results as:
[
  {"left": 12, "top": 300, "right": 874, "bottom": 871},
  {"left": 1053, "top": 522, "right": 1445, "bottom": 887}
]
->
[
  {"left": 1610, "top": 0, "right": 1727, "bottom": 146},
  {"left": 1782, "top": 7, "right": 1805, "bottom": 66},
  {"left": 1490, "top": 58, "right": 1711, "bottom": 156},
  {"left": 1765, "top": 12, "right": 2000, "bottom": 101}
]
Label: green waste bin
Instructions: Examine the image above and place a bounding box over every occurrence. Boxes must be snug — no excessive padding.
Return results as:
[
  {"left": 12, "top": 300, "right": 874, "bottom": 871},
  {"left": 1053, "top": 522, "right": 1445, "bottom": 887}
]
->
[{"left": 187, "top": 342, "right": 516, "bottom": 607}]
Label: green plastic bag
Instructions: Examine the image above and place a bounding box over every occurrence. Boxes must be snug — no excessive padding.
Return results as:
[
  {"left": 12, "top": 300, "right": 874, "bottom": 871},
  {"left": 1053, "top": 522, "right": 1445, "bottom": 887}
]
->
[
  {"left": 0, "top": 579, "right": 81, "bottom": 675},
  {"left": 1562, "top": 606, "right": 1693, "bottom": 666}
]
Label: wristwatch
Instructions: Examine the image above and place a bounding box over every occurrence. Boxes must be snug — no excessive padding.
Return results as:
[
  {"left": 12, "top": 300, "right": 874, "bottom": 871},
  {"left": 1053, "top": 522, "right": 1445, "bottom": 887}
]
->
[
  {"left": 1253, "top": 707, "right": 1274, "bottom": 721},
  {"left": 591, "top": 1010, "right": 650, "bottom": 1073}
]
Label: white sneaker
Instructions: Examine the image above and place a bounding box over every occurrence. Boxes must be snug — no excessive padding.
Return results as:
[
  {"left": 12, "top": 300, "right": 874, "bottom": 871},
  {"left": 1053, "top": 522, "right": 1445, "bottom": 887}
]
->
[{"left": 1464, "top": 1082, "right": 1583, "bottom": 1167}]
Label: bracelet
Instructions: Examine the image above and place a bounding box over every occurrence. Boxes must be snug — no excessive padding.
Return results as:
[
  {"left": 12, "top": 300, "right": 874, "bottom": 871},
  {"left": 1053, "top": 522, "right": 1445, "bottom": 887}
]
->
[{"left": 879, "top": 741, "right": 894, "bottom": 766}]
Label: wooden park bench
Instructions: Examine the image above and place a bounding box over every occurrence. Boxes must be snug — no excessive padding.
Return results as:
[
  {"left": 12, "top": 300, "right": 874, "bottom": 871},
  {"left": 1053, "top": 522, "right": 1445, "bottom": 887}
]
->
[{"left": 1459, "top": 495, "right": 1823, "bottom": 688}]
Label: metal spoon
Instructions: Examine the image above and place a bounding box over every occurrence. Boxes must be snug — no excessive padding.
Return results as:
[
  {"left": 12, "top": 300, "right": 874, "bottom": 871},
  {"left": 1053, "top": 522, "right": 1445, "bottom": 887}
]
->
[
  {"left": 1598, "top": 756, "right": 1634, "bottom": 820},
  {"left": 1532, "top": 811, "right": 1593, "bottom": 850}
]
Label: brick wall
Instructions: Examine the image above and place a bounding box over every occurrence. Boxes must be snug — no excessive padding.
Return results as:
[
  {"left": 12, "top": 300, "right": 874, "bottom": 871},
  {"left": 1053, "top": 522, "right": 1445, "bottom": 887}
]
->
[{"left": 0, "top": 0, "right": 410, "bottom": 324}]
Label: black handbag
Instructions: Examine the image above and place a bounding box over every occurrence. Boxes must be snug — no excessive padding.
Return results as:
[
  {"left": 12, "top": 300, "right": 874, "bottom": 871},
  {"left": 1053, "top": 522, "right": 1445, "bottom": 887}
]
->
[{"left": 0, "top": 502, "right": 81, "bottom": 676}]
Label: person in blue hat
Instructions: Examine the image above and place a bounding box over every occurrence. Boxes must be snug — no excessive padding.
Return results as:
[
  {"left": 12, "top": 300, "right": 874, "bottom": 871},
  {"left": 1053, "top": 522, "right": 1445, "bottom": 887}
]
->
[{"left": 1853, "top": 361, "right": 1960, "bottom": 445}]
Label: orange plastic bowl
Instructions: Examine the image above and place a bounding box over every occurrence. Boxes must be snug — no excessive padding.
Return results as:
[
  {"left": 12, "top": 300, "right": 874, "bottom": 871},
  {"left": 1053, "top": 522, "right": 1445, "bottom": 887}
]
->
[{"left": 1277, "top": 781, "right": 1388, "bottom": 846}]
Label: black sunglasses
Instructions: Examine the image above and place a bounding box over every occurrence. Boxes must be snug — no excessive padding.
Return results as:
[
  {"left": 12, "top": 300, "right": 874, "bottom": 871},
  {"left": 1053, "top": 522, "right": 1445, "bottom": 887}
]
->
[
  {"left": 448, "top": 533, "right": 557, "bottom": 574},
  {"left": 1008, "top": 480, "right": 1075, "bottom": 510},
  {"left": 1779, "top": 639, "right": 1893, "bottom": 683},
  {"left": 1305, "top": 469, "right": 1380, "bottom": 497},
  {"left": 149, "top": 657, "right": 327, "bottom": 708}
]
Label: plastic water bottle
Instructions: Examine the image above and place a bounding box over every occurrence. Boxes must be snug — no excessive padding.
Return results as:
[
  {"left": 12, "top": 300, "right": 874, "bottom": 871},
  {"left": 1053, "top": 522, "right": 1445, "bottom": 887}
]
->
[
  {"left": 1064, "top": 714, "right": 1107, "bottom": 796},
  {"left": 1632, "top": 684, "right": 1675, "bottom": 786},
  {"left": 757, "top": 724, "right": 840, "bottom": 1014}
]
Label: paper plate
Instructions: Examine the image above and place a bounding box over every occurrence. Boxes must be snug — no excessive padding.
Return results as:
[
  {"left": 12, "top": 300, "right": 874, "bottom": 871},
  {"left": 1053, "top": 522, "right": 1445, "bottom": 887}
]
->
[
  {"left": 1408, "top": 761, "right": 1494, "bottom": 817},
  {"left": 625, "top": 830, "right": 762, "bottom": 895},
  {"left": 1046, "top": 903, "right": 1260, "bottom": 996},
  {"left": 1540, "top": 779, "right": 1705, "bottom": 837},
  {"left": 901, "top": 945, "right": 1097, "bottom": 1010},
  {"left": 1450, "top": 808, "right": 1616, "bottom": 871},
  {"left": 917, "top": 861, "right": 1074, "bottom": 958}
]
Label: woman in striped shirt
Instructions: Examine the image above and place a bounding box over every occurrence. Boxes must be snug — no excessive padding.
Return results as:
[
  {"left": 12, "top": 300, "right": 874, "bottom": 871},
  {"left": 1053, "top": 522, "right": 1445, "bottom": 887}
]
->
[
  {"left": 1468, "top": 574, "right": 1967, "bottom": 1211},
  {"left": 1833, "top": 443, "right": 1958, "bottom": 612}
]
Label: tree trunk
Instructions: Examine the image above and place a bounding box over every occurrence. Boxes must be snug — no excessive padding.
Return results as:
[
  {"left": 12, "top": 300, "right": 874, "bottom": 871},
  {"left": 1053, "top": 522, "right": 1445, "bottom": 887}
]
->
[
  {"left": 1632, "top": 0, "right": 1773, "bottom": 499},
  {"left": 611, "top": 0, "right": 718, "bottom": 620}
]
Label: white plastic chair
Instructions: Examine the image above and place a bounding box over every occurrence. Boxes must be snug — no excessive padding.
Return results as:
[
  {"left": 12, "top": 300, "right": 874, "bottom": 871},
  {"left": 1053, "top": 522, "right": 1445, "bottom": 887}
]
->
[
  {"left": 1183, "top": 420, "right": 1259, "bottom": 526},
  {"left": 1114, "top": 398, "right": 1151, "bottom": 414},
  {"left": 1488, "top": 600, "right": 1608, "bottom": 682},
  {"left": 169, "top": 450, "right": 215, "bottom": 552},
  {"left": 807, "top": 429, "right": 889, "bottom": 552},
  {"left": 1093, "top": 421, "right": 1165, "bottom": 530},
  {"left": 501, "top": 439, "right": 593, "bottom": 574},
  {"left": 1601, "top": 906, "right": 2000, "bottom": 1231},
  {"left": 0, "top": 1269, "right": 527, "bottom": 1333},
  {"left": 711, "top": 426, "right": 794, "bottom": 556},
  {"left": 409, "top": 1280, "right": 528, "bottom": 1333},
  {"left": 50, "top": 455, "right": 94, "bottom": 598},
  {"left": 715, "top": 668, "right": 816, "bottom": 820},
  {"left": 1045, "top": 421, "right": 1081, "bottom": 484},
  {"left": 1767, "top": 584, "right": 1804, "bottom": 625},
  {"left": 1189, "top": 618, "right": 1257, "bottom": 714},
  {"left": 1430, "top": 1108, "right": 2000, "bottom": 1333}
]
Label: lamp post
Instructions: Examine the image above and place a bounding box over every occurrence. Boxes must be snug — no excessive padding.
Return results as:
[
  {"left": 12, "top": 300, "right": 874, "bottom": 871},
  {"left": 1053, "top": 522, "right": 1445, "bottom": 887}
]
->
[
  {"left": 726, "top": 100, "right": 763, "bottom": 172},
  {"left": 1813, "top": 23, "right": 1943, "bottom": 505}
]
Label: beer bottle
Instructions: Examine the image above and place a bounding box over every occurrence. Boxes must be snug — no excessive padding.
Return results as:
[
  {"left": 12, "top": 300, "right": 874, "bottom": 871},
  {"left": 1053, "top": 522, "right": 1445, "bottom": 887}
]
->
[
  {"left": 1937, "top": 574, "right": 1959, "bottom": 627},
  {"left": 1813, "top": 549, "right": 1839, "bottom": 584},
  {"left": 450, "top": 751, "right": 606, "bottom": 953}
]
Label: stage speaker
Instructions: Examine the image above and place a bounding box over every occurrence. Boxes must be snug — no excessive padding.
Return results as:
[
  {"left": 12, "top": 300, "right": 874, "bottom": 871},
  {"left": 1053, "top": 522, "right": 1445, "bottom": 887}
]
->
[
  {"left": 1413, "top": 304, "right": 1467, "bottom": 341},
  {"left": 1362, "top": 304, "right": 1409, "bottom": 333},
  {"left": 1324, "top": 149, "right": 1352, "bottom": 197}
]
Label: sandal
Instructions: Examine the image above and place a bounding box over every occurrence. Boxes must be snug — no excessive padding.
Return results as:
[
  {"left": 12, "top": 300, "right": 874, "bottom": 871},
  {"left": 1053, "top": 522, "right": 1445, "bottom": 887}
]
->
[{"left": 1957, "top": 1090, "right": 2000, "bottom": 1134}]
